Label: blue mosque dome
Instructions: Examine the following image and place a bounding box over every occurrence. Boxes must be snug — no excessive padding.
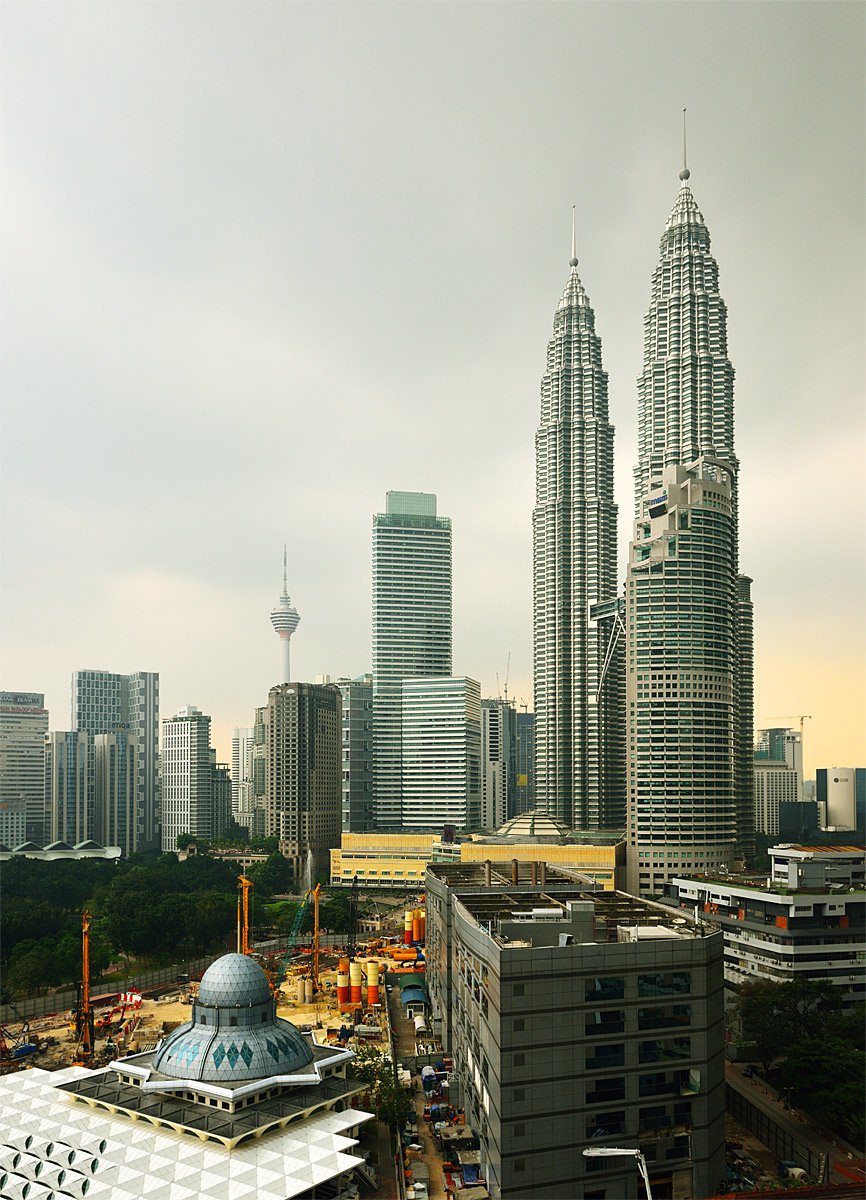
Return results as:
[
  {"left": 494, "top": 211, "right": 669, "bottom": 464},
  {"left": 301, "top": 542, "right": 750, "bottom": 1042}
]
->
[{"left": 152, "top": 952, "right": 314, "bottom": 1083}]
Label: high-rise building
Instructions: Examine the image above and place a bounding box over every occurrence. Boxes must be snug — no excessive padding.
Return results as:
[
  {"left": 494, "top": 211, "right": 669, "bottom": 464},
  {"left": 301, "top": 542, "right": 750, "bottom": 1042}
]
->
[
  {"left": 264, "top": 682, "right": 341, "bottom": 884},
  {"left": 480, "top": 699, "right": 516, "bottom": 830},
  {"left": 71, "top": 669, "right": 159, "bottom": 850},
  {"left": 269, "top": 547, "right": 301, "bottom": 685},
  {"left": 372, "top": 491, "right": 452, "bottom": 828},
  {"left": 753, "top": 760, "right": 800, "bottom": 837},
  {"left": 513, "top": 710, "right": 535, "bottom": 818},
  {"left": 337, "top": 674, "right": 374, "bottom": 833},
  {"left": 816, "top": 767, "right": 865, "bottom": 832},
  {"left": 45, "top": 731, "right": 92, "bottom": 845},
  {"left": 532, "top": 229, "right": 621, "bottom": 832},
  {"left": 0, "top": 691, "right": 49, "bottom": 841},
  {"left": 231, "top": 727, "right": 255, "bottom": 817},
  {"left": 400, "top": 677, "right": 481, "bottom": 830},
  {"left": 160, "top": 706, "right": 217, "bottom": 850},
  {"left": 625, "top": 162, "right": 754, "bottom": 895},
  {"left": 92, "top": 732, "right": 139, "bottom": 855},
  {"left": 756, "top": 728, "right": 802, "bottom": 788}
]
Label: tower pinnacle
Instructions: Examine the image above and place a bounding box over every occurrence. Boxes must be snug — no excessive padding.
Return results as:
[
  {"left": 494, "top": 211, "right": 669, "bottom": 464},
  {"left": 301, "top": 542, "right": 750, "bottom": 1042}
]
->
[
  {"left": 570, "top": 205, "right": 578, "bottom": 267},
  {"left": 679, "top": 107, "right": 690, "bottom": 182},
  {"left": 270, "top": 549, "right": 300, "bottom": 685}
]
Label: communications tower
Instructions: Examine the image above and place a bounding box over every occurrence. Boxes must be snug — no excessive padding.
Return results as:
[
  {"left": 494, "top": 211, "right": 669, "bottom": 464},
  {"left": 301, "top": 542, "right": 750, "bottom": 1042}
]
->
[{"left": 270, "top": 547, "right": 300, "bottom": 684}]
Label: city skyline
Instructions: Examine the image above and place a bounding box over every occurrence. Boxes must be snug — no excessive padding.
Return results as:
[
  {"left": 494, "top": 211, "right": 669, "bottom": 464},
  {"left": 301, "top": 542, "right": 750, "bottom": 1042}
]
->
[{"left": 2, "top": 3, "right": 863, "bottom": 777}]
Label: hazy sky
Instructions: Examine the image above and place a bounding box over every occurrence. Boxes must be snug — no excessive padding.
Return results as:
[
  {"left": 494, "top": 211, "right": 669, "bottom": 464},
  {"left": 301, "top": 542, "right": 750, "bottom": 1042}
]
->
[{"left": 2, "top": 1, "right": 863, "bottom": 776}]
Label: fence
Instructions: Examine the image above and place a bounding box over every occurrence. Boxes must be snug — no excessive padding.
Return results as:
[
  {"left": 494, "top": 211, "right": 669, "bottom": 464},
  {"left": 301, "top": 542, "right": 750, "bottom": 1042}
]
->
[
  {"left": 726, "top": 1084, "right": 828, "bottom": 1180},
  {"left": 0, "top": 933, "right": 350, "bottom": 1025}
]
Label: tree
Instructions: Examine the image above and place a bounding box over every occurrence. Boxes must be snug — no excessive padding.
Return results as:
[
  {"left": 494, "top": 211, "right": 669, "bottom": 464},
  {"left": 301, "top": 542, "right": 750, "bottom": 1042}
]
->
[
  {"left": 251, "top": 850, "right": 292, "bottom": 896},
  {"left": 176, "top": 832, "right": 196, "bottom": 850},
  {"left": 347, "top": 1044, "right": 410, "bottom": 1130},
  {"left": 780, "top": 1037, "right": 865, "bottom": 1144},
  {"left": 734, "top": 978, "right": 843, "bottom": 1071}
]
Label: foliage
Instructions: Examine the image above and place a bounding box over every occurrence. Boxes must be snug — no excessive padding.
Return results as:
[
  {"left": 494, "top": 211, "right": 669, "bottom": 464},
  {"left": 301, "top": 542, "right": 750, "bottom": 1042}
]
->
[
  {"left": 248, "top": 850, "right": 292, "bottom": 896},
  {"left": 176, "top": 833, "right": 196, "bottom": 850},
  {"left": 780, "top": 1038, "right": 865, "bottom": 1144},
  {"left": 733, "top": 978, "right": 842, "bottom": 1071},
  {"left": 347, "top": 1043, "right": 410, "bottom": 1129}
]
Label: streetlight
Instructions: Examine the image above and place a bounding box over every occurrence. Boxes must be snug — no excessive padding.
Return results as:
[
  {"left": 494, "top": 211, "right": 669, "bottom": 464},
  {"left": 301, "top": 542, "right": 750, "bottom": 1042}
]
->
[{"left": 583, "top": 1147, "right": 654, "bottom": 1200}]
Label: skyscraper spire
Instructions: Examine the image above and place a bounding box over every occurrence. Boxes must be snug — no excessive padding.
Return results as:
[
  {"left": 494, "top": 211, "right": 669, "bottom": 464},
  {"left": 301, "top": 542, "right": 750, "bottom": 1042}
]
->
[
  {"left": 570, "top": 204, "right": 577, "bottom": 265},
  {"left": 270, "top": 550, "right": 300, "bottom": 685},
  {"left": 532, "top": 223, "right": 622, "bottom": 830},
  {"left": 680, "top": 106, "right": 690, "bottom": 181}
]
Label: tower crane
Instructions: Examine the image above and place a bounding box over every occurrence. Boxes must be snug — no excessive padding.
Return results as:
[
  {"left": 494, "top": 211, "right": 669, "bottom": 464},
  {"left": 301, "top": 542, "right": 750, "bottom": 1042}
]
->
[
  {"left": 72, "top": 911, "right": 94, "bottom": 1067},
  {"left": 759, "top": 715, "right": 812, "bottom": 740},
  {"left": 237, "top": 876, "right": 253, "bottom": 955}
]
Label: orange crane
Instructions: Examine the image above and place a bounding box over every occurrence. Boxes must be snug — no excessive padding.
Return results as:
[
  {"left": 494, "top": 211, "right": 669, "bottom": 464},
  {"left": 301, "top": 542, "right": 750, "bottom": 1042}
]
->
[
  {"left": 237, "top": 876, "right": 253, "bottom": 955},
  {"left": 311, "top": 883, "right": 321, "bottom": 993},
  {"left": 72, "top": 911, "right": 94, "bottom": 1067}
]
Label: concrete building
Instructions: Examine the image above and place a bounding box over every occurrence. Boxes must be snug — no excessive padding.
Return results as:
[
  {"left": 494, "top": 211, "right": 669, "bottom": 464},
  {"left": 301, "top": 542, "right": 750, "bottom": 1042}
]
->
[
  {"left": 425, "top": 862, "right": 725, "bottom": 1200},
  {"left": 626, "top": 165, "right": 755, "bottom": 894},
  {"left": 372, "top": 490, "right": 452, "bottom": 828},
  {"left": 264, "top": 681, "right": 341, "bottom": 884},
  {"left": 401, "top": 676, "right": 481, "bottom": 830},
  {"left": 269, "top": 546, "right": 301, "bottom": 685},
  {"left": 664, "top": 845, "right": 865, "bottom": 1006},
  {"left": 160, "top": 706, "right": 218, "bottom": 850},
  {"left": 817, "top": 767, "right": 865, "bottom": 832},
  {"left": 94, "top": 731, "right": 139, "bottom": 857},
  {"left": 231, "top": 726, "right": 254, "bottom": 819},
  {"left": 0, "top": 691, "right": 49, "bottom": 841},
  {"left": 460, "top": 814, "right": 624, "bottom": 891},
  {"left": 532, "top": 233, "right": 622, "bottom": 834},
  {"left": 754, "top": 760, "right": 800, "bottom": 838},
  {"left": 0, "top": 795, "right": 27, "bottom": 847},
  {"left": 514, "top": 710, "right": 534, "bottom": 818},
  {"left": 330, "top": 831, "right": 443, "bottom": 887},
  {"left": 45, "top": 731, "right": 93, "bottom": 845},
  {"left": 756, "top": 727, "right": 802, "bottom": 786},
  {"left": 0, "top": 953, "right": 375, "bottom": 1200},
  {"left": 71, "top": 669, "right": 160, "bottom": 850},
  {"left": 337, "top": 674, "right": 374, "bottom": 833},
  {"left": 481, "top": 699, "right": 516, "bottom": 831}
]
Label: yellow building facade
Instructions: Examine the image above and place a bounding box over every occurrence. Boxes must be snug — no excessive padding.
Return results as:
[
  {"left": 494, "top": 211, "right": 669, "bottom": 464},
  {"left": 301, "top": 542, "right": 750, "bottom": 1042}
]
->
[
  {"left": 459, "top": 841, "right": 623, "bottom": 891},
  {"left": 330, "top": 832, "right": 442, "bottom": 887}
]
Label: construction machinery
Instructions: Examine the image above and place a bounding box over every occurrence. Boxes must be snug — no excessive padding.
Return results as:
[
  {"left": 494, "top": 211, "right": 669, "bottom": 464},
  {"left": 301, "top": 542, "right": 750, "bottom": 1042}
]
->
[
  {"left": 346, "top": 875, "right": 359, "bottom": 962},
  {"left": 237, "top": 875, "right": 253, "bottom": 954},
  {"left": 72, "top": 910, "right": 95, "bottom": 1067}
]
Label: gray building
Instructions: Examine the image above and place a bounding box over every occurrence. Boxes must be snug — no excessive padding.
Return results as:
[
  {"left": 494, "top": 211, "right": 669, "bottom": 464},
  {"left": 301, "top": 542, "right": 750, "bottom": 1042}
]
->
[
  {"left": 264, "top": 681, "right": 341, "bottom": 884},
  {"left": 372, "top": 490, "right": 452, "bottom": 828},
  {"left": 481, "top": 699, "right": 516, "bottom": 830},
  {"left": 72, "top": 669, "right": 160, "bottom": 850},
  {"left": 0, "top": 691, "right": 49, "bottom": 841},
  {"left": 160, "top": 706, "right": 218, "bottom": 850},
  {"left": 94, "top": 731, "right": 139, "bottom": 856},
  {"left": 337, "top": 674, "right": 374, "bottom": 833},
  {"left": 45, "top": 730, "right": 93, "bottom": 845},
  {"left": 626, "top": 167, "right": 755, "bottom": 895},
  {"left": 664, "top": 845, "right": 865, "bottom": 1007},
  {"left": 532, "top": 239, "right": 621, "bottom": 833},
  {"left": 400, "top": 676, "right": 481, "bottom": 830},
  {"left": 425, "top": 862, "right": 725, "bottom": 1200}
]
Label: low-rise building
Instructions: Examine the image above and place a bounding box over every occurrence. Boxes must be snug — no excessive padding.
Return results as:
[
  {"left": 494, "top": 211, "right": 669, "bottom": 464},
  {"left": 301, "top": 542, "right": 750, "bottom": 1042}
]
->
[
  {"left": 330, "top": 831, "right": 441, "bottom": 886},
  {"left": 664, "top": 844, "right": 865, "bottom": 1006},
  {"left": 425, "top": 862, "right": 725, "bottom": 1200}
]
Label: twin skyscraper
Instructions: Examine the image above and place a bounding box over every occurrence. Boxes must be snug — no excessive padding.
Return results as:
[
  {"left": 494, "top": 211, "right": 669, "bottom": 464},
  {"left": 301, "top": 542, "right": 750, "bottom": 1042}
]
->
[{"left": 533, "top": 162, "right": 755, "bottom": 894}]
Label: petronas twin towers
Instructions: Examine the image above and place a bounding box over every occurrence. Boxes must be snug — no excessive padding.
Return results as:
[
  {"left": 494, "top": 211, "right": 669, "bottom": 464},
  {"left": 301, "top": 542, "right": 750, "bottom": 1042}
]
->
[{"left": 532, "top": 161, "right": 754, "bottom": 892}]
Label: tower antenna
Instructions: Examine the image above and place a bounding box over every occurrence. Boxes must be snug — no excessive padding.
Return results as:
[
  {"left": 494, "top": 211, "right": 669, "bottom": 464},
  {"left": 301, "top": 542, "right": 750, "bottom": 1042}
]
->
[
  {"left": 570, "top": 205, "right": 578, "bottom": 267},
  {"left": 680, "top": 108, "right": 690, "bottom": 181},
  {"left": 283, "top": 543, "right": 288, "bottom": 595}
]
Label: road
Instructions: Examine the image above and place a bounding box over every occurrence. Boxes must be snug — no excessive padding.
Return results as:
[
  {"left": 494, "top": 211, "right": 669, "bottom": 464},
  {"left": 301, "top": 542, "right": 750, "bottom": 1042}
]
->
[{"left": 724, "top": 1059, "right": 862, "bottom": 1182}]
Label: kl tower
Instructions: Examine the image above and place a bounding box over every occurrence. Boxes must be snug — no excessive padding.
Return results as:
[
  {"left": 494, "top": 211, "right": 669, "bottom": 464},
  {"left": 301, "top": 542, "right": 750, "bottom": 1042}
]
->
[{"left": 270, "top": 546, "right": 300, "bottom": 684}]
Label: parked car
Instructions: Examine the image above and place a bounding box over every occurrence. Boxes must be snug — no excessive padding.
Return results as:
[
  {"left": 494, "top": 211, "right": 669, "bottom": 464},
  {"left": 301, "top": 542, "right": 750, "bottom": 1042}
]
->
[{"left": 741, "top": 1065, "right": 754, "bottom": 1077}]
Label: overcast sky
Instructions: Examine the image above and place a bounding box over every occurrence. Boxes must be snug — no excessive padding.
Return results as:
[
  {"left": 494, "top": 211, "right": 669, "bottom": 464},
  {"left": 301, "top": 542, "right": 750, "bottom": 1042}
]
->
[{"left": 2, "top": 1, "right": 863, "bottom": 776}]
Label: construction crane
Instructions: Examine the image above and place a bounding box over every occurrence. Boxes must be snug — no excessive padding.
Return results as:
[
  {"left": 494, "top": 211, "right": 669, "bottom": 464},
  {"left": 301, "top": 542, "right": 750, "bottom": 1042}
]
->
[
  {"left": 237, "top": 875, "right": 253, "bottom": 955},
  {"left": 72, "top": 911, "right": 94, "bottom": 1067},
  {"left": 759, "top": 715, "right": 812, "bottom": 740},
  {"left": 310, "top": 883, "right": 321, "bottom": 993}
]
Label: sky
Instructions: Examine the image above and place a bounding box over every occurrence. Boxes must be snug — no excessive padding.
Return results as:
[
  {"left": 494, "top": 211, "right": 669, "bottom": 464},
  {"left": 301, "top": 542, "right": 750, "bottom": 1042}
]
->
[{"left": 2, "top": 1, "right": 863, "bottom": 777}]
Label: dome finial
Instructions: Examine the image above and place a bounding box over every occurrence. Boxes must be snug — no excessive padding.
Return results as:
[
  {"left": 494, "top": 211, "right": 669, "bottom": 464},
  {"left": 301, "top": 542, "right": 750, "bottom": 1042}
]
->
[
  {"left": 679, "top": 107, "right": 690, "bottom": 182},
  {"left": 569, "top": 204, "right": 578, "bottom": 267}
]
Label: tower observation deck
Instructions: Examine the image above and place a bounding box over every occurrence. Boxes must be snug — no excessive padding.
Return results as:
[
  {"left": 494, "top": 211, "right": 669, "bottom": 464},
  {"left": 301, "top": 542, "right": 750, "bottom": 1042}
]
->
[{"left": 270, "top": 547, "right": 300, "bottom": 684}]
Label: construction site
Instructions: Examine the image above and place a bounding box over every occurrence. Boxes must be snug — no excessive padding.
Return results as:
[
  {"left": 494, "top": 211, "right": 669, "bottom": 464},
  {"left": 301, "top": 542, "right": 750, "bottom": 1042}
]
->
[{"left": 1, "top": 877, "right": 486, "bottom": 1200}]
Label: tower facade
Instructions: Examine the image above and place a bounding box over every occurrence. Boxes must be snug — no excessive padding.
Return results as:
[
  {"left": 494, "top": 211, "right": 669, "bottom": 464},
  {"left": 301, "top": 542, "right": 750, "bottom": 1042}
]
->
[
  {"left": 264, "top": 682, "right": 341, "bottom": 883},
  {"left": 160, "top": 705, "right": 215, "bottom": 850},
  {"left": 372, "top": 491, "right": 452, "bottom": 827},
  {"left": 532, "top": 239, "right": 620, "bottom": 830},
  {"left": 231, "top": 726, "right": 255, "bottom": 818},
  {"left": 71, "top": 669, "right": 159, "bottom": 850},
  {"left": 0, "top": 691, "right": 49, "bottom": 841},
  {"left": 400, "top": 677, "right": 482, "bottom": 830},
  {"left": 480, "top": 698, "right": 516, "bottom": 830},
  {"left": 270, "top": 548, "right": 300, "bottom": 685},
  {"left": 337, "top": 674, "right": 374, "bottom": 833},
  {"left": 625, "top": 166, "right": 754, "bottom": 895}
]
